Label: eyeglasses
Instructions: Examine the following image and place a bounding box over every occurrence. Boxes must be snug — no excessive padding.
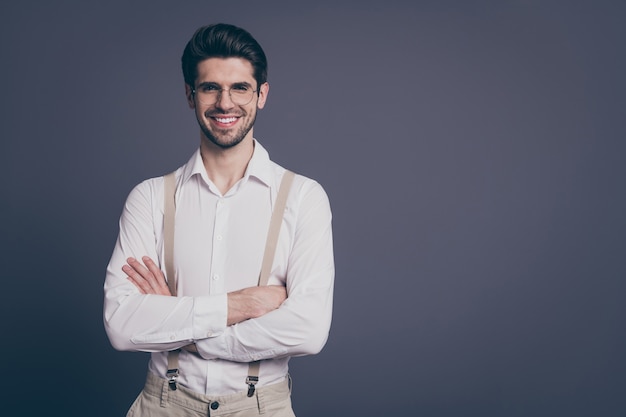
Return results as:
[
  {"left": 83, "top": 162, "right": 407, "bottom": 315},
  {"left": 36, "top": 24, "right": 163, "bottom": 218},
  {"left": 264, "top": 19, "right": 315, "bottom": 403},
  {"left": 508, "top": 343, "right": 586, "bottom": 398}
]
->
[{"left": 192, "top": 84, "right": 259, "bottom": 106}]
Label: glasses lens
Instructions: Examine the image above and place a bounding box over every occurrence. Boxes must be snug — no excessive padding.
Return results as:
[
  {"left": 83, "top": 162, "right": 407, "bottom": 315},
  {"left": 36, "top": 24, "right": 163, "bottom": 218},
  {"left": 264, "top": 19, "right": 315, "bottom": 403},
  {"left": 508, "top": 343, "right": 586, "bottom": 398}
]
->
[{"left": 230, "top": 88, "right": 255, "bottom": 105}]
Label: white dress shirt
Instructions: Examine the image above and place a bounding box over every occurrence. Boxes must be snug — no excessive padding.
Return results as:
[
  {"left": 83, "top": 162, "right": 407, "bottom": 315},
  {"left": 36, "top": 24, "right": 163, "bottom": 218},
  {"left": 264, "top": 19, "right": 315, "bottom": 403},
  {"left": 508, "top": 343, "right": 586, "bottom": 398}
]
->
[{"left": 103, "top": 140, "right": 334, "bottom": 395}]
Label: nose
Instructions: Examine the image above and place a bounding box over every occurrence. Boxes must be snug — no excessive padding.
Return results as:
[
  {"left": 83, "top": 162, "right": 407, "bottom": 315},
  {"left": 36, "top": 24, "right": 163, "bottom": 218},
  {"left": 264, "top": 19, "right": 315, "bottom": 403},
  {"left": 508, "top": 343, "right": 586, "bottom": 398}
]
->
[{"left": 215, "top": 89, "right": 236, "bottom": 110}]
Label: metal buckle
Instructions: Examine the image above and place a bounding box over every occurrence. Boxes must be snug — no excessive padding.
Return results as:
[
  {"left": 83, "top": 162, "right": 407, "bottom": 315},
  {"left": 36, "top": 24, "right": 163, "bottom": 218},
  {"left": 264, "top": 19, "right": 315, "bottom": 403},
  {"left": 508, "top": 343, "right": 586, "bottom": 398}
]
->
[
  {"left": 245, "top": 376, "right": 258, "bottom": 397},
  {"left": 166, "top": 368, "right": 179, "bottom": 391}
]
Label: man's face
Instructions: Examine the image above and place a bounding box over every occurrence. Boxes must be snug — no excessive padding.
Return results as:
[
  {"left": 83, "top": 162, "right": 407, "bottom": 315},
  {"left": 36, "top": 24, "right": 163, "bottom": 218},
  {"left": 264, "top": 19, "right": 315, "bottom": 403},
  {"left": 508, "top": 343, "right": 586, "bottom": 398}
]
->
[{"left": 186, "top": 57, "right": 269, "bottom": 149}]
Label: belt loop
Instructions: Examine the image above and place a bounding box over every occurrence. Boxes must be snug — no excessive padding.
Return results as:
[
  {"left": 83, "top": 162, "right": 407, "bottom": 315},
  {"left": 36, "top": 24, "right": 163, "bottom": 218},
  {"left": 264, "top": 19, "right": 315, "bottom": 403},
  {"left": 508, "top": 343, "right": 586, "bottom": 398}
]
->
[
  {"left": 160, "top": 378, "right": 170, "bottom": 408},
  {"left": 256, "top": 385, "right": 266, "bottom": 415}
]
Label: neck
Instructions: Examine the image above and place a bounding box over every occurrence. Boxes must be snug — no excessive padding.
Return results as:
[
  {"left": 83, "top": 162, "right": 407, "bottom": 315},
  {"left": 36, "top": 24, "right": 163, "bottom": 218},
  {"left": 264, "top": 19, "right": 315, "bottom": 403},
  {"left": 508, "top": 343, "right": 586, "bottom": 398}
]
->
[{"left": 200, "top": 134, "right": 255, "bottom": 195}]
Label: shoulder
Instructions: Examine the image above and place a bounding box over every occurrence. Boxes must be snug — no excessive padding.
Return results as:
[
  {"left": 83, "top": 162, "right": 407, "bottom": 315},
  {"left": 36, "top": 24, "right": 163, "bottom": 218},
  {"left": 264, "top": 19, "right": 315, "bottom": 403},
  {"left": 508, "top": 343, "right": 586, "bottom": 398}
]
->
[
  {"left": 269, "top": 161, "right": 324, "bottom": 191},
  {"left": 269, "top": 162, "right": 332, "bottom": 216},
  {"left": 125, "top": 150, "right": 197, "bottom": 204},
  {"left": 293, "top": 172, "right": 329, "bottom": 205},
  {"left": 123, "top": 168, "right": 180, "bottom": 214},
  {"left": 126, "top": 175, "right": 164, "bottom": 202}
]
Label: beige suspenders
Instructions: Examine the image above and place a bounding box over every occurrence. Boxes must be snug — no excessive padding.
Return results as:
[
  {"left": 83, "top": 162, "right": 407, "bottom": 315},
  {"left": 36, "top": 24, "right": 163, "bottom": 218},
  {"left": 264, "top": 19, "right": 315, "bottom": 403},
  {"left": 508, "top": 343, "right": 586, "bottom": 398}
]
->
[
  {"left": 245, "top": 169, "right": 296, "bottom": 397},
  {"left": 163, "top": 172, "right": 180, "bottom": 390},
  {"left": 162, "top": 170, "right": 296, "bottom": 393}
]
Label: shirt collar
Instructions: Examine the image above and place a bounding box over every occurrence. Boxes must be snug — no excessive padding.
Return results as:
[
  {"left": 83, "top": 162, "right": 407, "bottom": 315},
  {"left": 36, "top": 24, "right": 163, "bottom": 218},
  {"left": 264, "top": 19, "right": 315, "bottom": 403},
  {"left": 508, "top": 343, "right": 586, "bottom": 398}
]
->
[{"left": 179, "top": 139, "right": 273, "bottom": 189}]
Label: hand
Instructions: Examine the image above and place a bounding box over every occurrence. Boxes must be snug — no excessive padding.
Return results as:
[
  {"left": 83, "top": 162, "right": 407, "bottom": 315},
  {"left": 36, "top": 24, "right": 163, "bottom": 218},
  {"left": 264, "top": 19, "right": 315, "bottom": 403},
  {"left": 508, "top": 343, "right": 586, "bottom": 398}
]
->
[
  {"left": 227, "top": 285, "right": 287, "bottom": 325},
  {"left": 123, "top": 256, "right": 172, "bottom": 296}
]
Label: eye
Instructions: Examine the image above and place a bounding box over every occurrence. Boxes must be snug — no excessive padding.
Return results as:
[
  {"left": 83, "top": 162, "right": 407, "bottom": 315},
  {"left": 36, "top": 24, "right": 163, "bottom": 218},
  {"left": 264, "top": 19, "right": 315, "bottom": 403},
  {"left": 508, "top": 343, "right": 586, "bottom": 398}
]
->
[
  {"left": 232, "top": 84, "right": 250, "bottom": 92},
  {"left": 201, "top": 84, "right": 220, "bottom": 92}
]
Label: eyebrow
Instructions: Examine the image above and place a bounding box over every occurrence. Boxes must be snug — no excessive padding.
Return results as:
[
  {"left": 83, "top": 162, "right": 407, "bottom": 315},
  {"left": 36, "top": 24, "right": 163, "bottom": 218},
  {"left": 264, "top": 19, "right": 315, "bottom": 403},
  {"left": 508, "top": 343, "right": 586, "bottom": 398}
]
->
[{"left": 196, "top": 81, "right": 254, "bottom": 89}]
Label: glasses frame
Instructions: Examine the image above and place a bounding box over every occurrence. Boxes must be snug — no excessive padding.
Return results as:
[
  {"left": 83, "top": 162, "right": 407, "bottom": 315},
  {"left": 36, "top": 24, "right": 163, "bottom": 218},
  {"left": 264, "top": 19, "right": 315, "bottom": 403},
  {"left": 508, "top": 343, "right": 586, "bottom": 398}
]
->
[{"left": 191, "top": 85, "right": 260, "bottom": 106}]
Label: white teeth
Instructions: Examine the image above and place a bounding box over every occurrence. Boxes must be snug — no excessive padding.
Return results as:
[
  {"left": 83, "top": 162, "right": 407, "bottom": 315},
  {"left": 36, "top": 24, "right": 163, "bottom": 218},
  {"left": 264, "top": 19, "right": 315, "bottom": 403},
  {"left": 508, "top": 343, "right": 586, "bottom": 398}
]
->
[{"left": 215, "top": 117, "right": 237, "bottom": 123}]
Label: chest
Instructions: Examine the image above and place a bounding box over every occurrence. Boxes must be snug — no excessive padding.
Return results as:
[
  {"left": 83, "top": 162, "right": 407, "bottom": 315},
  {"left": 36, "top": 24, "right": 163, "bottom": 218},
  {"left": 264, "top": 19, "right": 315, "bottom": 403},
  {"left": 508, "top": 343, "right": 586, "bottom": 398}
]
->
[{"left": 161, "top": 183, "right": 293, "bottom": 296}]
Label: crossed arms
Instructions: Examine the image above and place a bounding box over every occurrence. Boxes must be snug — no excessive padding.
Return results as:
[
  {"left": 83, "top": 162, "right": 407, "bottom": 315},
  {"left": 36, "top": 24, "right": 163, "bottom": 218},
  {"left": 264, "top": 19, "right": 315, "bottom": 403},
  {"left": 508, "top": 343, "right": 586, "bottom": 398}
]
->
[
  {"left": 122, "top": 255, "right": 287, "bottom": 353},
  {"left": 103, "top": 175, "right": 334, "bottom": 363},
  {"left": 124, "top": 255, "right": 287, "bottom": 325}
]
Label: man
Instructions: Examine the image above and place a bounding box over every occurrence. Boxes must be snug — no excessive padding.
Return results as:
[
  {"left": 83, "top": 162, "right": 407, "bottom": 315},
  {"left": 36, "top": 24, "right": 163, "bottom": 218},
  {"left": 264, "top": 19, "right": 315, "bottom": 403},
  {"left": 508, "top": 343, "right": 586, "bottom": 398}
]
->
[{"left": 103, "top": 23, "right": 334, "bottom": 416}]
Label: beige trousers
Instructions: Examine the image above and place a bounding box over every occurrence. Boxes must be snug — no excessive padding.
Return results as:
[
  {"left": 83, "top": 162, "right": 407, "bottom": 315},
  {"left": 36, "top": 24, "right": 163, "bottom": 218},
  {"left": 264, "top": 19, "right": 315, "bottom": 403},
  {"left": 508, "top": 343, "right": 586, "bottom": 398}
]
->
[{"left": 126, "top": 372, "right": 296, "bottom": 417}]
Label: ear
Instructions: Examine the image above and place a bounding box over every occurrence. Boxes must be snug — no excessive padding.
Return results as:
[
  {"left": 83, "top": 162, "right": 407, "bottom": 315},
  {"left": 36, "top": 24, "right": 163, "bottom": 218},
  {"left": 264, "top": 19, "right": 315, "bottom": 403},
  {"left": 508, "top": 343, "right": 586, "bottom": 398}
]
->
[
  {"left": 185, "top": 84, "right": 195, "bottom": 109},
  {"left": 256, "top": 82, "right": 269, "bottom": 110}
]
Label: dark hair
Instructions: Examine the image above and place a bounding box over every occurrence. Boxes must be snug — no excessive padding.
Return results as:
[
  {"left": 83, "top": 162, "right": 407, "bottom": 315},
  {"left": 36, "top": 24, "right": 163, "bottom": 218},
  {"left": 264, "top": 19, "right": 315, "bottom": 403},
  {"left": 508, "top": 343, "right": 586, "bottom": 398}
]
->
[{"left": 181, "top": 23, "right": 268, "bottom": 89}]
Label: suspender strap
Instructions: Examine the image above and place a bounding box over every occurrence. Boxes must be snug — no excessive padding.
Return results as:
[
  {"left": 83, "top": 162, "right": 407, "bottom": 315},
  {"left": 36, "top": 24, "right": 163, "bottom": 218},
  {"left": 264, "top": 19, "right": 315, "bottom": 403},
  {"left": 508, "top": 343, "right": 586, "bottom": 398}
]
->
[
  {"left": 258, "top": 171, "right": 295, "bottom": 287},
  {"left": 163, "top": 172, "right": 177, "bottom": 296},
  {"left": 163, "top": 171, "right": 180, "bottom": 390},
  {"left": 162, "top": 170, "right": 296, "bottom": 394},
  {"left": 246, "top": 170, "right": 295, "bottom": 397}
]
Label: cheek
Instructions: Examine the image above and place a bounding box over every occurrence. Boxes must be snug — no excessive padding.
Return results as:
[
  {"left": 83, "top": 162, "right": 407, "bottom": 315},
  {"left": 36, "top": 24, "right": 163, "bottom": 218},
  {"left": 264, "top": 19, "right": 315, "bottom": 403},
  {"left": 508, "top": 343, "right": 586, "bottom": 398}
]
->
[
  {"left": 247, "top": 106, "right": 259, "bottom": 117},
  {"left": 194, "top": 107, "right": 208, "bottom": 123}
]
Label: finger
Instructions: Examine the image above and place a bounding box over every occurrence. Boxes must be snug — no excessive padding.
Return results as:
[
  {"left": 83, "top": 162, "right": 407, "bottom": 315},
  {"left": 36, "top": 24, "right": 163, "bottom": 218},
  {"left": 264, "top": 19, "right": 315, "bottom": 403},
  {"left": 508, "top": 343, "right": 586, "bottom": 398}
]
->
[
  {"left": 127, "top": 257, "right": 152, "bottom": 278},
  {"left": 127, "top": 257, "right": 161, "bottom": 292},
  {"left": 123, "top": 264, "right": 151, "bottom": 294},
  {"left": 126, "top": 276, "right": 147, "bottom": 294},
  {"left": 142, "top": 256, "right": 171, "bottom": 295}
]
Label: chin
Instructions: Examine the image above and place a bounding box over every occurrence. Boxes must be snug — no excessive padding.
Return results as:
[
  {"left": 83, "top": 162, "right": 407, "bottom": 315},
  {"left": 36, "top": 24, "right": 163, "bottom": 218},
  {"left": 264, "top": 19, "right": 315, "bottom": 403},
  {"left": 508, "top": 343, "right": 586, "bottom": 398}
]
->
[{"left": 204, "top": 133, "right": 246, "bottom": 149}]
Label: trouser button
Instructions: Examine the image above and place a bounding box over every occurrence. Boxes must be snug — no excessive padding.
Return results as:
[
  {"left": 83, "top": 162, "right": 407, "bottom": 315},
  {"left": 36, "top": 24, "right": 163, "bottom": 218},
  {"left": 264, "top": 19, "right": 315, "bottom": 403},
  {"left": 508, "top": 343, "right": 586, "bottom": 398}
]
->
[{"left": 210, "top": 401, "right": 219, "bottom": 410}]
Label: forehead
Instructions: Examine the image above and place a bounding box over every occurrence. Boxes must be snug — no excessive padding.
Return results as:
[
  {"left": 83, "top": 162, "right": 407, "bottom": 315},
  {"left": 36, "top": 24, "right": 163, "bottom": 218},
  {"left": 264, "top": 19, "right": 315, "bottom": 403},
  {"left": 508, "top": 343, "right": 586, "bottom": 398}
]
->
[{"left": 195, "top": 57, "right": 256, "bottom": 86}]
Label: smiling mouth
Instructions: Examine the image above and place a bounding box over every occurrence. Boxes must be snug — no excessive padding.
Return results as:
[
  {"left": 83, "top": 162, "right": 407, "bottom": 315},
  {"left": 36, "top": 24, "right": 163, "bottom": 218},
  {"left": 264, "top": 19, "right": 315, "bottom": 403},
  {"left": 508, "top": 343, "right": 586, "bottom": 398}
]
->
[{"left": 214, "top": 116, "right": 238, "bottom": 124}]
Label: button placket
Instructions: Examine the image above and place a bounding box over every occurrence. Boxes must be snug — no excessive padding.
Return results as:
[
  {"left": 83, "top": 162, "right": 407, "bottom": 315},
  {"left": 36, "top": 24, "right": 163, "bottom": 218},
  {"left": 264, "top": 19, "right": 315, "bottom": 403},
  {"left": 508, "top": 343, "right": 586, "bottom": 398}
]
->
[{"left": 210, "top": 198, "right": 227, "bottom": 294}]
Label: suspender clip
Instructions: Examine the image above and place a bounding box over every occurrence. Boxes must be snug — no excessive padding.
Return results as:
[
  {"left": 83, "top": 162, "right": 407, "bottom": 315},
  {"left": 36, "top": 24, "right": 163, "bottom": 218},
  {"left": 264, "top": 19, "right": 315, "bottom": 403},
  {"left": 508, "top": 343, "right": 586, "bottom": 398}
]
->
[
  {"left": 166, "top": 368, "right": 179, "bottom": 390},
  {"left": 246, "top": 376, "right": 258, "bottom": 397}
]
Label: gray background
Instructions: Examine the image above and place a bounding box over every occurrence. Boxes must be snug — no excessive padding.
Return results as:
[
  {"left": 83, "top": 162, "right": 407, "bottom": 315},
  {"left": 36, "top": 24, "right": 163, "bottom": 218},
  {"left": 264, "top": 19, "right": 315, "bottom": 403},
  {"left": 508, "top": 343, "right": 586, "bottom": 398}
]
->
[{"left": 1, "top": 1, "right": 625, "bottom": 416}]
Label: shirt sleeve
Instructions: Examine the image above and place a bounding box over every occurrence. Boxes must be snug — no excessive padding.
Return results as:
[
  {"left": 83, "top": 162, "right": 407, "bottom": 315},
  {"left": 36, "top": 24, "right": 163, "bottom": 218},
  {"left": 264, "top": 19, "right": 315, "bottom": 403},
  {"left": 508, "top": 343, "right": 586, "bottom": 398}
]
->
[
  {"left": 194, "top": 179, "right": 335, "bottom": 362},
  {"left": 103, "top": 178, "right": 227, "bottom": 353}
]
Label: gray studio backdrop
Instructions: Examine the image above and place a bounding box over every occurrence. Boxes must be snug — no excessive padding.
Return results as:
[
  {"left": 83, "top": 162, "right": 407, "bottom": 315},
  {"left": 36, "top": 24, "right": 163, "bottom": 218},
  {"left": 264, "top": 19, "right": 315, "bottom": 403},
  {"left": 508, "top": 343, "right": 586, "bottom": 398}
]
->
[{"left": 1, "top": 1, "right": 625, "bottom": 416}]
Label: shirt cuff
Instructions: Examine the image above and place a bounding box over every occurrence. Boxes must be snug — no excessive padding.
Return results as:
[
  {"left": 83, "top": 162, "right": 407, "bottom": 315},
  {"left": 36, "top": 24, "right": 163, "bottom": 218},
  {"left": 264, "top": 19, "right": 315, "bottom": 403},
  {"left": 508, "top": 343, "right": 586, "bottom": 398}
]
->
[
  {"left": 194, "top": 331, "right": 229, "bottom": 360},
  {"left": 193, "top": 294, "right": 227, "bottom": 340}
]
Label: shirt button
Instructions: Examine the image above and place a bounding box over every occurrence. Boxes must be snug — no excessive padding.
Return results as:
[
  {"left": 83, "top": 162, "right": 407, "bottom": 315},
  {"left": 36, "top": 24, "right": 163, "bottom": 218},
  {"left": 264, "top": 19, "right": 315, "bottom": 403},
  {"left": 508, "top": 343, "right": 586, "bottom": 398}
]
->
[
  {"left": 212, "top": 275, "right": 219, "bottom": 281},
  {"left": 216, "top": 235, "right": 223, "bottom": 241},
  {"left": 210, "top": 401, "right": 219, "bottom": 410}
]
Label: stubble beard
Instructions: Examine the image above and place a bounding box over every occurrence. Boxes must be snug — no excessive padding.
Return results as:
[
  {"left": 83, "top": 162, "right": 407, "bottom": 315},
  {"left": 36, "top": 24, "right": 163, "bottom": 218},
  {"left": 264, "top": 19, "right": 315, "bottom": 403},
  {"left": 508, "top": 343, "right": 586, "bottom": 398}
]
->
[{"left": 199, "top": 110, "right": 257, "bottom": 150}]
